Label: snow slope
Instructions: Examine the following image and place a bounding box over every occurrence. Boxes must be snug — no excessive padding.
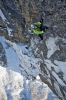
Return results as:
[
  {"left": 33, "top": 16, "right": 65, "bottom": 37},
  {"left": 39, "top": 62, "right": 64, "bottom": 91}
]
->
[
  {"left": 0, "top": 36, "right": 66, "bottom": 99},
  {"left": 0, "top": 36, "right": 41, "bottom": 78},
  {"left": 0, "top": 65, "right": 53, "bottom": 100},
  {"left": 0, "top": 36, "right": 54, "bottom": 100},
  {"left": 0, "top": 35, "right": 66, "bottom": 100}
]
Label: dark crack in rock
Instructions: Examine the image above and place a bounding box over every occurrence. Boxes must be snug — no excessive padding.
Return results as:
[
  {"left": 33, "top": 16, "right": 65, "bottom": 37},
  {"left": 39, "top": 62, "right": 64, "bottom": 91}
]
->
[{"left": 0, "top": 42, "right": 7, "bottom": 67}]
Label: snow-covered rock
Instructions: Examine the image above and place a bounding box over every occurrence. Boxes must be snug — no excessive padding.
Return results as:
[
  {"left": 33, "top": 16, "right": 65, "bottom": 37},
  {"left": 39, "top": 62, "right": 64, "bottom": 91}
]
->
[
  {"left": 0, "top": 0, "right": 66, "bottom": 99},
  {"left": 0, "top": 66, "right": 53, "bottom": 100},
  {"left": 0, "top": 35, "right": 66, "bottom": 100}
]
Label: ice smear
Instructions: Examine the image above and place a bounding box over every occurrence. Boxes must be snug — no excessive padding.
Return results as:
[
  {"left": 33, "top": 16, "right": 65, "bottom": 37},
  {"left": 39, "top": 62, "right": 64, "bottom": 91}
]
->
[
  {"left": 54, "top": 60, "right": 66, "bottom": 81},
  {"left": 0, "top": 9, "right": 12, "bottom": 36},
  {"left": 0, "top": 9, "right": 7, "bottom": 21},
  {"left": 46, "top": 37, "right": 59, "bottom": 58},
  {"left": 44, "top": 59, "right": 66, "bottom": 85},
  {"left": 7, "top": 27, "right": 13, "bottom": 36},
  {"left": 0, "top": 36, "right": 41, "bottom": 78},
  {"left": 0, "top": 36, "right": 20, "bottom": 72}
]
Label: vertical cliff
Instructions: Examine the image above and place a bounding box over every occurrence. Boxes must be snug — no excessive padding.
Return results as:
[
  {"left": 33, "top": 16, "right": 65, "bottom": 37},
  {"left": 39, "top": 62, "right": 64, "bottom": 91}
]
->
[{"left": 0, "top": 0, "right": 66, "bottom": 99}]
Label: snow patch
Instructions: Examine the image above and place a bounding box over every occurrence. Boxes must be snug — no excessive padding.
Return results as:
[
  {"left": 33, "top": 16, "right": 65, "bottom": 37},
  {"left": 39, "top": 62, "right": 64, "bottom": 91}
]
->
[
  {"left": 0, "top": 65, "right": 53, "bottom": 100},
  {"left": 0, "top": 66, "right": 24, "bottom": 100},
  {"left": 44, "top": 59, "right": 58, "bottom": 72},
  {"left": 46, "top": 37, "right": 59, "bottom": 58},
  {"left": 0, "top": 36, "right": 42, "bottom": 78},
  {"left": 30, "top": 79, "right": 53, "bottom": 100},
  {"left": 44, "top": 59, "right": 66, "bottom": 86},
  {"left": 52, "top": 71, "right": 65, "bottom": 86},
  {"left": 7, "top": 27, "right": 13, "bottom": 36},
  {"left": 0, "top": 9, "right": 7, "bottom": 22},
  {"left": 54, "top": 60, "right": 66, "bottom": 81},
  {"left": 0, "top": 37, "right": 20, "bottom": 73},
  {"left": 36, "top": 75, "right": 40, "bottom": 80},
  {"left": 0, "top": 9, "right": 9, "bottom": 24},
  {"left": 0, "top": 9, "right": 12, "bottom": 36}
]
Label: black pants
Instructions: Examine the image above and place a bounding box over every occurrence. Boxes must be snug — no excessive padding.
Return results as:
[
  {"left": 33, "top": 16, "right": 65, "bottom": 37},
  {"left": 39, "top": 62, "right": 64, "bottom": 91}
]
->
[
  {"left": 38, "top": 25, "right": 48, "bottom": 40},
  {"left": 40, "top": 25, "right": 48, "bottom": 32},
  {"left": 38, "top": 34, "right": 43, "bottom": 40}
]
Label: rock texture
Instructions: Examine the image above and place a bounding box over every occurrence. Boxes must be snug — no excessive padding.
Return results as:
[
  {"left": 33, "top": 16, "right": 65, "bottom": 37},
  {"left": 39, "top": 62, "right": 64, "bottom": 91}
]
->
[
  {"left": 0, "top": 0, "right": 26, "bottom": 42},
  {"left": 0, "top": 0, "right": 66, "bottom": 40},
  {"left": 0, "top": 0, "right": 66, "bottom": 100},
  {"left": 0, "top": 42, "right": 7, "bottom": 66}
]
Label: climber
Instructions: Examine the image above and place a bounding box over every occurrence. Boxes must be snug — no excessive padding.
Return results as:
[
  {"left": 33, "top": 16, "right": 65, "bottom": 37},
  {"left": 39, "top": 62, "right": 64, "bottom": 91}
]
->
[{"left": 31, "top": 18, "right": 48, "bottom": 40}]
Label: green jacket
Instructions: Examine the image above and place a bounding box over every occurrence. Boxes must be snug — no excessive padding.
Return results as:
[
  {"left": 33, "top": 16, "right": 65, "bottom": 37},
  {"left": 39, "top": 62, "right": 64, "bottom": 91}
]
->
[
  {"left": 34, "top": 22, "right": 41, "bottom": 26},
  {"left": 31, "top": 22, "right": 44, "bottom": 35},
  {"left": 31, "top": 28, "right": 44, "bottom": 35}
]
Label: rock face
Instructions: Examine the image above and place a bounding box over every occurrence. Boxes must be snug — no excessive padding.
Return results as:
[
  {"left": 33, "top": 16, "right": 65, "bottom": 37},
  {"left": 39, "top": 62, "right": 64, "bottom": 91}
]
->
[
  {"left": 0, "top": 0, "right": 66, "bottom": 100},
  {"left": 0, "top": 0, "right": 66, "bottom": 40},
  {"left": 30, "top": 36, "right": 66, "bottom": 100},
  {"left": 0, "top": 0, "right": 66, "bottom": 41},
  {"left": 0, "top": 0, "right": 26, "bottom": 42}
]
